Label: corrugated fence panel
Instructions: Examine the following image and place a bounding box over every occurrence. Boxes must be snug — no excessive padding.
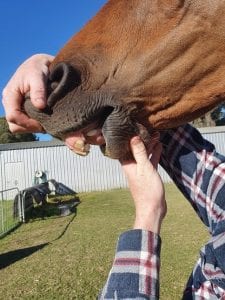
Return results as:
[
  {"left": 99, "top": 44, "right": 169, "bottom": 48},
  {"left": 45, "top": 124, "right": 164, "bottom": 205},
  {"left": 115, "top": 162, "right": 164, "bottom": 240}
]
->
[
  {"left": 199, "top": 127, "right": 225, "bottom": 155},
  {"left": 1, "top": 126, "right": 225, "bottom": 192},
  {"left": 0, "top": 144, "right": 128, "bottom": 192}
]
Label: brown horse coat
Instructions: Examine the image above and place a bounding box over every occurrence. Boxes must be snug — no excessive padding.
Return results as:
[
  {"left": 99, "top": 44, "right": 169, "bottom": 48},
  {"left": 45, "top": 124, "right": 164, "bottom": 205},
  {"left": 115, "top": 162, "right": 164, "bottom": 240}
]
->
[{"left": 24, "top": 0, "right": 225, "bottom": 158}]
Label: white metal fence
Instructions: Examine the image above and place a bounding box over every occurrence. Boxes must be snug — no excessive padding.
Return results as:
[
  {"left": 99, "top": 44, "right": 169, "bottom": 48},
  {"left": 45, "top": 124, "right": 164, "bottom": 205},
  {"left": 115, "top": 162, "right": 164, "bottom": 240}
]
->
[
  {"left": 0, "top": 188, "right": 22, "bottom": 238},
  {"left": 0, "top": 126, "right": 225, "bottom": 238},
  {"left": 0, "top": 126, "right": 225, "bottom": 193}
]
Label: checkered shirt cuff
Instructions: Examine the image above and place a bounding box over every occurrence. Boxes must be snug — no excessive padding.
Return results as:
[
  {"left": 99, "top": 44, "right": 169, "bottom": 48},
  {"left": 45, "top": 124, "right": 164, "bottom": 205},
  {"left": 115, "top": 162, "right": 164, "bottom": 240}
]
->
[{"left": 99, "top": 229, "right": 161, "bottom": 299}]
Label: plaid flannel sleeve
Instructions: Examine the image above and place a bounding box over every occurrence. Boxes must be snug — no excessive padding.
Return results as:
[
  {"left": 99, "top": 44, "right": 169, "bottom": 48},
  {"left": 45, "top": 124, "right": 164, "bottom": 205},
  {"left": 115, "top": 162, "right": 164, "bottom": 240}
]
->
[
  {"left": 98, "top": 229, "right": 161, "bottom": 300},
  {"left": 160, "top": 124, "right": 225, "bottom": 299},
  {"left": 160, "top": 124, "right": 225, "bottom": 235}
]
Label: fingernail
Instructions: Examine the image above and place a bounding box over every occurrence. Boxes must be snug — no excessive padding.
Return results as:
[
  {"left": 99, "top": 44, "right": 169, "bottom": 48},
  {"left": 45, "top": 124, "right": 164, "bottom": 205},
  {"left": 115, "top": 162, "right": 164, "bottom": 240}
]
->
[{"left": 131, "top": 136, "right": 141, "bottom": 145}]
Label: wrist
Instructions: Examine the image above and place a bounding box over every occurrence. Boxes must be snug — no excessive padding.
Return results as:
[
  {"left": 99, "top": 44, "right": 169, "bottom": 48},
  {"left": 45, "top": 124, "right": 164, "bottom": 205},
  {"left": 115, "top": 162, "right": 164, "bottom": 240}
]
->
[{"left": 133, "top": 210, "right": 164, "bottom": 234}]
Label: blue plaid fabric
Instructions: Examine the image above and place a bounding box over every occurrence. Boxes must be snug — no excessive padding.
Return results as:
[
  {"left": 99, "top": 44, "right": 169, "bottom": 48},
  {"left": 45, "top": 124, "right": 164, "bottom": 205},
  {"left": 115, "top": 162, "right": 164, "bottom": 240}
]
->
[
  {"left": 160, "top": 124, "right": 225, "bottom": 299},
  {"left": 99, "top": 124, "right": 225, "bottom": 299},
  {"left": 98, "top": 230, "right": 161, "bottom": 299}
]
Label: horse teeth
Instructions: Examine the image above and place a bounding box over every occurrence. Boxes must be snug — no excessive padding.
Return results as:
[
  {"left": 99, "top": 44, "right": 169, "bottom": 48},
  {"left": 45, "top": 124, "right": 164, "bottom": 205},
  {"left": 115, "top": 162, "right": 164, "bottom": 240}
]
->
[
  {"left": 74, "top": 140, "right": 85, "bottom": 148},
  {"left": 73, "top": 140, "right": 90, "bottom": 156},
  {"left": 72, "top": 149, "right": 89, "bottom": 156},
  {"left": 86, "top": 129, "right": 98, "bottom": 137}
]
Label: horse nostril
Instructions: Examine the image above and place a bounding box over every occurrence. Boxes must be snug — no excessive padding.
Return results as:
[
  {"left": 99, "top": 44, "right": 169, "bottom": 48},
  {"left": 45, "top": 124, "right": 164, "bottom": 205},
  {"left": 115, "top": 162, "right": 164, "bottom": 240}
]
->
[{"left": 47, "top": 62, "right": 81, "bottom": 108}]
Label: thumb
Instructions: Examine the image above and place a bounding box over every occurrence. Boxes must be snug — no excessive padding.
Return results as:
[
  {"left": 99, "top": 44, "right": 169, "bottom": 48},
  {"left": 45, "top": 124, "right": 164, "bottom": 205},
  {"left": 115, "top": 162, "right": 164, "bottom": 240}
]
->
[
  {"left": 130, "top": 136, "right": 149, "bottom": 165},
  {"left": 29, "top": 75, "right": 47, "bottom": 109}
]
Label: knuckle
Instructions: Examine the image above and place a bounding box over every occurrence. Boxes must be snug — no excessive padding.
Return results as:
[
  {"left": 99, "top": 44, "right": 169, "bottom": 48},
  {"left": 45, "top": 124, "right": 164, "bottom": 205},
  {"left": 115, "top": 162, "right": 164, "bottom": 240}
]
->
[
  {"left": 31, "top": 89, "right": 45, "bottom": 100},
  {"left": 31, "top": 85, "right": 46, "bottom": 96},
  {"left": 8, "top": 124, "right": 17, "bottom": 133},
  {"left": 36, "top": 86, "right": 45, "bottom": 93},
  {"left": 8, "top": 124, "right": 23, "bottom": 134},
  {"left": 30, "top": 53, "right": 43, "bottom": 60},
  {"left": 27, "top": 54, "right": 47, "bottom": 66},
  {"left": 6, "top": 113, "right": 16, "bottom": 124}
]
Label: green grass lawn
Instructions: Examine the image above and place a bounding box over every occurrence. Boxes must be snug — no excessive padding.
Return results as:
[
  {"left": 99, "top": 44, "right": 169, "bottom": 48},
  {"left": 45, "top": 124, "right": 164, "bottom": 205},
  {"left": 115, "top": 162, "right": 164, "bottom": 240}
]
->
[{"left": 0, "top": 184, "right": 209, "bottom": 300}]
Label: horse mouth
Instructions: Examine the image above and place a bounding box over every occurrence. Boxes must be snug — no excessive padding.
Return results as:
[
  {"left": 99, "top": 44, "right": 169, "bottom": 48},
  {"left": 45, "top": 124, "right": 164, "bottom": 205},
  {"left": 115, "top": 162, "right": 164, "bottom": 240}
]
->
[
  {"left": 58, "top": 103, "right": 149, "bottom": 159},
  {"left": 24, "top": 91, "right": 145, "bottom": 159},
  {"left": 60, "top": 106, "right": 115, "bottom": 156}
]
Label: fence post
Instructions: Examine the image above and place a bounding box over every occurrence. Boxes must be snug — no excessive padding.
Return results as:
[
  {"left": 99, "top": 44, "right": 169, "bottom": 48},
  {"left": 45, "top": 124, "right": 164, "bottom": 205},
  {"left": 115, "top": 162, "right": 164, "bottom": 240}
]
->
[
  {"left": 21, "top": 191, "right": 25, "bottom": 223},
  {"left": 17, "top": 191, "right": 24, "bottom": 223}
]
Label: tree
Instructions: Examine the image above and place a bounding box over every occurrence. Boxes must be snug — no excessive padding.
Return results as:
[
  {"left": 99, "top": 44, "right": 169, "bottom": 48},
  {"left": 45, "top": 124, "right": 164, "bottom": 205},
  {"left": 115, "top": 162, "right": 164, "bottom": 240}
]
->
[
  {"left": 190, "top": 111, "right": 215, "bottom": 128},
  {"left": 191, "top": 103, "right": 225, "bottom": 128},
  {"left": 0, "top": 117, "right": 38, "bottom": 144},
  {"left": 211, "top": 103, "right": 225, "bottom": 126}
]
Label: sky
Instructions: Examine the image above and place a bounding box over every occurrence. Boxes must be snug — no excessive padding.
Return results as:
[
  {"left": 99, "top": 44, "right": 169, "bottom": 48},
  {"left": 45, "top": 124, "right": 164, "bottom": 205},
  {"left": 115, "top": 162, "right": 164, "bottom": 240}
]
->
[{"left": 0, "top": 0, "right": 107, "bottom": 140}]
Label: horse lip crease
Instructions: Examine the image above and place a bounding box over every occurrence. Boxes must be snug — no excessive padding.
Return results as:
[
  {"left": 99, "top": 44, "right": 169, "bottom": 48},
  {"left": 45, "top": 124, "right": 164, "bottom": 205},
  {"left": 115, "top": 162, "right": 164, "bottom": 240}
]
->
[
  {"left": 55, "top": 105, "right": 115, "bottom": 140},
  {"left": 59, "top": 103, "right": 138, "bottom": 158},
  {"left": 24, "top": 86, "right": 142, "bottom": 159}
]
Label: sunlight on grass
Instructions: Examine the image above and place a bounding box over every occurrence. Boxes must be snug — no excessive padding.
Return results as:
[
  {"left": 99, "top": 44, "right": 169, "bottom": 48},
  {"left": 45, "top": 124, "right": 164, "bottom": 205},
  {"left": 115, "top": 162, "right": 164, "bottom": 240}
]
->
[{"left": 0, "top": 185, "right": 209, "bottom": 299}]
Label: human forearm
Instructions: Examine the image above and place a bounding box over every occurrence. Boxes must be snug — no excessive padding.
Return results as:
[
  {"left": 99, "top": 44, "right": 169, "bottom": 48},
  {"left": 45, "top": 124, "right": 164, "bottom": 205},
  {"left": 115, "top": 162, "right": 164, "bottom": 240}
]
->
[{"left": 99, "top": 135, "right": 165, "bottom": 299}]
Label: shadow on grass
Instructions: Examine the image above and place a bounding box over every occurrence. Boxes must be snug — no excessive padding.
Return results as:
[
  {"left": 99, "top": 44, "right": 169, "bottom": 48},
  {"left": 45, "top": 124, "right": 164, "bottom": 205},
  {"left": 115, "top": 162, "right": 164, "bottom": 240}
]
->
[
  {"left": 0, "top": 206, "right": 78, "bottom": 270},
  {"left": 53, "top": 211, "right": 77, "bottom": 242},
  {"left": 0, "top": 243, "right": 49, "bottom": 270}
]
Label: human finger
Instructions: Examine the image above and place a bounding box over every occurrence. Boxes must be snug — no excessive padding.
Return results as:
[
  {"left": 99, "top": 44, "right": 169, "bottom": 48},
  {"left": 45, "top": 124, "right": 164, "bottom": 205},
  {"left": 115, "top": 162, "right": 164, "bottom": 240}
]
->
[
  {"left": 3, "top": 89, "right": 30, "bottom": 130},
  {"left": 29, "top": 69, "right": 49, "bottom": 110},
  {"left": 2, "top": 86, "right": 23, "bottom": 112},
  {"left": 130, "top": 136, "right": 149, "bottom": 165},
  {"left": 8, "top": 119, "right": 44, "bottom": 133},
  {"left": 121, "top": 133, "right": 160, "bottom": 170},
  {"left": 144, "top": 132, "right": 160, "bottom": 156},
  {"left": 4, "top": 94, "right": 44, "bottom": 133},
  {"left": 149, "top": 142, "right": 162, "bottom": 169}
]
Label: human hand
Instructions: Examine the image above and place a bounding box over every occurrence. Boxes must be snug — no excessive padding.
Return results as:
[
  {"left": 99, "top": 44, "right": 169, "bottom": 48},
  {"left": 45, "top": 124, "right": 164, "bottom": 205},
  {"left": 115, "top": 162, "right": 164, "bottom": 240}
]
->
[
  {"left": 2, "top": 53, "right": 54, "bottom": 133},
  {"left": 121, "top": 134, "right": 166, "bottom": 234}
]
